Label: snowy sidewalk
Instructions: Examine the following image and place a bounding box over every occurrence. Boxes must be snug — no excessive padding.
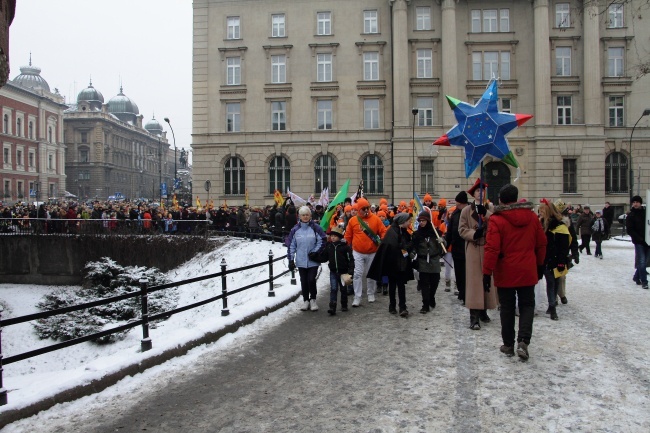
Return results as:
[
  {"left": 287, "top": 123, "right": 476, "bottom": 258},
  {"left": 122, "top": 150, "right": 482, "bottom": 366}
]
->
[{"left": 2, "top": 238, "right": 650, "bottom": 432}]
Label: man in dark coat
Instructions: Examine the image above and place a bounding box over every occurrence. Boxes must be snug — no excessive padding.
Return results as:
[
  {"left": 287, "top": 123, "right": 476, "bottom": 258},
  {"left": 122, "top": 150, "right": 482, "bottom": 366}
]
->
[
  {"left": 602, "top": 201, "right": 614, "bottom": 239},
  {"left": 445, "top": 191, "right": 469, "bottom": 304},
  {"left": 483, "top": 184, "right": 547, "bottom": 361},
  {"left": 576, "top": 205, "right": 594, "bottom": 255},
  {"left": 626, "top": 195, "right": 649, "bottom": 289}
]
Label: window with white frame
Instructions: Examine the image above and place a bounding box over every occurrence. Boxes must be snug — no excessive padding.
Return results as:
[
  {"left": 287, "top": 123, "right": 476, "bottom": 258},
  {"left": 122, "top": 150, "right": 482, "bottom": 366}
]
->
[
  {"left": 317, "top": 11, "right": 332, "bottom": 35},
  {"left": 79, "top": 148, "right": 89, "bottom": 163},
  {"left": 271, "top": 101, "right": 286, "bottom": 131},
  {"left": 483, "top": 9, "right": 498, "bottom": 32},
  {"left": 227, "top": 57, "right": 241, "bottom": 85},
  {"left": 500, "top": 9, "right": 510, "bottom": 32},
  {"left": 556, "top": 47, "right": 572, "bottom": 76},
  {"left": 416, "top": 97, "right": 434, "bottom": 126},
  {"left": 269, "top": 156, "right": 290, "bottom": 194},
  {"left": 271, "top": 55, "right": 286, "bottom": 83},
  {"left": 227, "top": 16, "right": 241, "bottom": 39},
  {"left": 3, "top": 146, "right": 10, "bottom": 165},
  {"left": 272, "top": 14, "right": 285, "bottom": 37},
  {"left": 317, "top": 100, "right": 333, "bottom": 130},
  {"left": 608, "top": 4, "right": 623, "bottom": 28},
  {"left": 49, "top": 183, "right": 56, "bottom": 198},
  {"left": 28, "top": 151, "right": 34, "bottom": 167},
  {"left": 556, "top": 3, "right": 570, "bottom": 28},
  {"left": 557, "top": 96, "right": 572, "bottom": 125},
  {"left": 608, "top": 47, "right": 624, "bottom": 77},
  {"left": 363, "top": 51, "right": 379, "bottom": 80},
  {"left": 609, "top": 96, "right": 624, "bottom": 127},
  {"left": 563, "top": 158, "right": 577, "bottom": 193},
  {"left": 28, "top": 121, "right": 34, "bottom": 139},
  {"left": 472, "top": 51, "right": 510, "bottom": 80},
  {"left": 48, "top": 126, "right": 53, "bottom": 143},
  {"left": 16, "top": 118, "right": 21, "bottom": 137},
  {"left": 224, "top": 157, "right": 245, "bottom": 195},
  {"left": 17, "top": 181, "right": 23, "bottom": 197},
  {"left": 420, "top": 160, "right": 435, "bottom": 194},
  {"left": 314, "top": 153, "right": 336, "bottom": 192},
  {"left": 364, "top": 99, "right": 380, "bottom": 129},
  {"left": 3, "top": 180, "right": 9, "bottom": 196},
  {"left": 471, "top": 10, "right": 481, "bottom": 33},
  {"left": 16, "top": 149, "right": 22, "bottom": 166},
  {"left": 416, "top": 7, "right": 431, "bottom": 31},
  {"left": 48, "top": 154, "right": 54, "bottom": 170},
  {"left": 416, "top": 49, "right": 432, "bottom": 78},
  {"left": 605, "top": 152, "right": 628, "bottom": 193},
  {"left": 362, "top": 155, "right": 384, "bottom": 194},
  {"left": 3, "top": 114, "right": 9, "bottom": 134},
  {"left": 363, "top": 10, "right": 378, "bottom": 34},
  {"left": 226, "top": 102, "right": 241, "bottom": 132},
  {"left": 471, "top": 9, "right": 509, "bottom": 32},
  {"left": 500, "top": 98, "right": 511, "bottom": 113},
  {"left": 317, "top": 53, "right": 332, "bottom": 82}
]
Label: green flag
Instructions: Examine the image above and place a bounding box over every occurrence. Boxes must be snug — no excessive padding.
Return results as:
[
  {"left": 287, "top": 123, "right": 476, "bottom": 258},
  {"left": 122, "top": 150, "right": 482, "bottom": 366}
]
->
[{"left": 320, "top": 179, "right": 351, "bottom": 230}]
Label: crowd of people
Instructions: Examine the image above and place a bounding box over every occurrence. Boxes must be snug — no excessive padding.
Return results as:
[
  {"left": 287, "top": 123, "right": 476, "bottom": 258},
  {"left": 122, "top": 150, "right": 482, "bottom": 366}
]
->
[{"left": 284, "top": 182, "right": 644, "bottom": 362}]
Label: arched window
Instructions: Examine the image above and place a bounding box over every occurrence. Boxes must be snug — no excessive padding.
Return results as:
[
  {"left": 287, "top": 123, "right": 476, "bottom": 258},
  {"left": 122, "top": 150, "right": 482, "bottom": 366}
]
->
[
  {"left": 224, "top": 156, "right": 245, "bottom": 195},
  {"left": 28, "top": 121, "right": 34, "bottom": 139},
  {"left": 605, "top": 151, "right": 628, "bottom": 193},
  {"left": 361, "top": 154, "right": 384, "bottom": 194},
  {"left": 16, "top": 118, "right": 21, "bottom": 137},
  {"left": 314, "top": 153, "right": 336, "bottom": 192},
  {"left": 48, "top": 126, "right": 53, "bottom": 143},
  {"left": 3, "top": 114, "right": 8, "bottom": 133},
  {"left": 269, "top": 156, "right": 290, "bottom": 194}
]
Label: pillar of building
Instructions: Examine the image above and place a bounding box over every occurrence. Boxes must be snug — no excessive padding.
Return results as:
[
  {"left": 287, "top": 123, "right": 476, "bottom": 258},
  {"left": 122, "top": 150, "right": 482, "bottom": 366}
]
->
[
  {"left": 440, "top": 0, "right": 458, "bottom": 128},
  {"left": 533, "top": 0, "right": 551, "bottom": 126},
  {"left": 391, "top": 0, "right": 410, "bottom": 128},
  {"left": 583, "top": 0, "right": 601, "bottom": 126}
]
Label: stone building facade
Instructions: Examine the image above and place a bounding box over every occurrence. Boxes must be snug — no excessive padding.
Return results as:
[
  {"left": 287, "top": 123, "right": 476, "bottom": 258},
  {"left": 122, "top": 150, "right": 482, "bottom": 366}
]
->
[
  {"left": 192, "top": 0, "right": 650, "bottom": 215},
  {"left": 0, "top": 59, "right": 66, "bottom": 203},
  {"left": 64, "top": 83, "right": 175, "bottom": 201}
]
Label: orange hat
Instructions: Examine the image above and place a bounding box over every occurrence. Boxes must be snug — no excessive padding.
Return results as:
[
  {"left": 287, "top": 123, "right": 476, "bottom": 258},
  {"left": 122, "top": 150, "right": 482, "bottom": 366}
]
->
[
  {"left": 438, "top": 198, "right": 447, "bottom": 207},
  {"left": 424, "top": 193, "right": 433, "bottom": 203},
  {"left": 379, "top": 198, "right": 388, "bottom": 205},
  {"left": 356, "top": 197, "right": 370, "bottom": 209},
  {"left": 344, "top": 205, "right": 352, "bottom": 212},
  {"left": 379, "top": 204, "right": 388, "bottom": 211},
  {"left": 399, "top": 200, "right": 407, "bottom": 207},
  {"left": 467, "top": 178, "right": 488, "bottom": 195},
  {"left": 352, "top": 203, "right": 359, "bottom": 210},
  {"left": 377, "top": 210, "right": 387, "bottom": 218}
]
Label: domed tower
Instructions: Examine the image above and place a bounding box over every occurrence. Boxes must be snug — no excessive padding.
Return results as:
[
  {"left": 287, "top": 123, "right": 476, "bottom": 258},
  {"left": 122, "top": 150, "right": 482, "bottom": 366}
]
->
[
  {"left": 107, "top": 86, "right": 139, "bottom": 124},
  {"left": 144, "top": 115, "right": 163, "bottom": 136},
  {"left": 76, "top": 79, "right": 104, "bottom": 111},
  {"left": 12, "top": 55, "right": 50, "bottom": 92}
]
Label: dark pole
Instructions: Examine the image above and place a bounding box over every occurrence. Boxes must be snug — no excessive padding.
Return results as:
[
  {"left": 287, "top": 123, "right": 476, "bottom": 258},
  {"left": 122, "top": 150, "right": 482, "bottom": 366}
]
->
[
  {"left": 629, "top": 109, "right": 650, "bottom": 203},
  {"left": 412, "top": 108, "right": 419, "bottom": 195},
  {"left": 164, "top": 117, "right": 177, "bottom": 195},
  {"left": 157, "top": 136, "right": 162, "bottom": 204}
]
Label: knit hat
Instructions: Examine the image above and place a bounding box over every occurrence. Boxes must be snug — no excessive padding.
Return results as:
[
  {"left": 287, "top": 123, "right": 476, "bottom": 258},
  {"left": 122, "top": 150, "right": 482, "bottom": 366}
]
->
[
  {"left": 632, "top": 195, "right": 643, "bottom": 204},
  {"left": 467, "top": 178, "right": 488, "bottom": 195},
  {"left": 379, "top": 198, "right": 388, "bottom": 205},
  {"left": 352, "top": 202, "right": 359, "bottom": 210},
  {"left": 423, "top": 193, "right": 433, "bottom": 203},
  {"left": 417, "top": 211, "right": 431, "bottom": 222},
  {"left": 393, "top": 212, "right": 411, "bottom": 225},
  {"left": 554, "top": 199, "right": 567, "bottom": 213},
  {"left": 344, "top": 205, "right": 352, "bottom": 212},
  {"left": 595, "top": 210, "right": 602, "bottom": 215},
  {"left": 438, "top": 198, "right": 447, "bottom": 207},
  {"left": 356, "top": 197, "right": 370, "bottom": 209},
  {"left": 455, "top": 191, "right": 469, "bottom": 204},
  {"left": 377, "top": 210, "right": 387, "bottom": 218},
  {"left": 327, "top": 226, "right": 344, "bottom": 238},
  {"left": 498, "top": 184, "right": 518, "bottom": 204}
]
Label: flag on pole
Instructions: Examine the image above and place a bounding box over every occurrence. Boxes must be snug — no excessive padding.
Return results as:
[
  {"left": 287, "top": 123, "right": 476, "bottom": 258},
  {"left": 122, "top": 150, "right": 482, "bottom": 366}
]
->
[
  {"left": 350, "top": 180, "right": 364, "bottom": 203},
  {"left": 320, "top": 179, "right": 351, "bottom": 230},
  {"left": 287, "top": 189, "right": 307, "bottom": 206},
  {"left": 412, "top": 192, "right": 424, "bottom": 232},
  {"left": 172, "top": 193, "right": 179, "bottom": 210},
  {"left": 318, "top": 187, "right": 329, "bottom": 208},
  {"left": 273, "top": 189, "right": 284, "bottom": 206},
  {"left": 196, "top": 196, "right": 202, "bottom": 209}
]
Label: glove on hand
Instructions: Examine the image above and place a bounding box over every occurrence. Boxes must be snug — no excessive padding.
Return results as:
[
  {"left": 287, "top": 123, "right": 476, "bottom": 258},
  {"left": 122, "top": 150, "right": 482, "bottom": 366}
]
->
[
  {"left": 473, "top": 227, "right": 484, "bottom": 240},
  {"left": 308, "top": 252, "right": 319, "bottom": 262},
  {"left": 288, "top": 260, "right": 296, "bottom": 271},
  {"left": 476, "top": 204, "right": 487, "bottom": 216},
  {"left": 482, "top": 274, "right": 491, "bottom": 293},
  {"left": 537, "top": 265, "right": 545, "bottom": 281}
]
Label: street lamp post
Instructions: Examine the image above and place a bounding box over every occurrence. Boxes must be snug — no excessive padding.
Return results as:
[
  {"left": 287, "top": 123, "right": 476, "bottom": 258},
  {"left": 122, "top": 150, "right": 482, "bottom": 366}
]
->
[
  {"left": 412, "top": 108, "right": 419, "bottom": 195},
  {"left": 629, "top": 109, "right": 650, "bottom": 202},
  {"left": 164, "top": 117, "right": 177, "bottom": 194}
]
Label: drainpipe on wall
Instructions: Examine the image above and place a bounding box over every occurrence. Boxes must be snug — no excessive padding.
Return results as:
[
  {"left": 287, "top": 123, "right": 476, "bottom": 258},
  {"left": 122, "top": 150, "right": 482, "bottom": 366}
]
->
[{"left": 389, "top": 0, "right": 395, "bottom": 201}]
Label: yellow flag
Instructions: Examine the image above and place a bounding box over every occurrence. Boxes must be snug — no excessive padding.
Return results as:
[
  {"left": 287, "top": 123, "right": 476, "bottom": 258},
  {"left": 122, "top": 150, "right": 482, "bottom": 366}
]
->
[{"left": 196, "top": 195, "right": 202, "bottom": 209}]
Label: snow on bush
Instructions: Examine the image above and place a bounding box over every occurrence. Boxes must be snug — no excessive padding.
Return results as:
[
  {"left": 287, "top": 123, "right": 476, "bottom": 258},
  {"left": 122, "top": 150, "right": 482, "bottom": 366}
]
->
[{"left": 34, "top": 257, "right": 178, "bottom": 343}]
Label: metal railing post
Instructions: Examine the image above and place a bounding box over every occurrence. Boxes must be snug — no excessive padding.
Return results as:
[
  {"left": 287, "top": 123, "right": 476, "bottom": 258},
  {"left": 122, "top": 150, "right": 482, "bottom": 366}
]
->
[
  {"left": 268, "top": 250, "right": 275, "bottom": 297},
  {"left": 139, "top": 279, "right": 152, "bottom": 352},
  {"left": 0, "top": 307, "right": 7, "bottom": 405},
  {"left": 221, "top": 258, "right": 229, "bottom": 316}
]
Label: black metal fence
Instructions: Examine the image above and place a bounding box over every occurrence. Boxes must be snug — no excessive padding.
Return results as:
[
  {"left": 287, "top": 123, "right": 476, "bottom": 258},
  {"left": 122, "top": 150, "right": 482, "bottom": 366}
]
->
[{"left": 0, "top": 244, "right": 297, "bottom": 406}]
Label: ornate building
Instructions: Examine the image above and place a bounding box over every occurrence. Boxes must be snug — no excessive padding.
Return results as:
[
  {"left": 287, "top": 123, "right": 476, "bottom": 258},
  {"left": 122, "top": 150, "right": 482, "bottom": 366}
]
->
[
  {"left": 192, "top": 0, "right": 650, "bottom": 216},
  {"left": 0, "top": 58, "right": 66, "bottom": 202},
  {"left": 64, "top": 83, "right": 174, "bottom": 201}
]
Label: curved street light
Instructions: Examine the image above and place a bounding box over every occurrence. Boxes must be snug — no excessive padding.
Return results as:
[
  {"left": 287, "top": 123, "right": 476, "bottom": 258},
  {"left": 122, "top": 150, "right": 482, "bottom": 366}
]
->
[
  {"left": 629, "top": 109, "right": 650, "bottom": 202},
  {"left": 412, "top": 107, "right": 419, "bottom": 195},
  {"left": 163, "top": 117, "right": 177, "bottom": 193}
]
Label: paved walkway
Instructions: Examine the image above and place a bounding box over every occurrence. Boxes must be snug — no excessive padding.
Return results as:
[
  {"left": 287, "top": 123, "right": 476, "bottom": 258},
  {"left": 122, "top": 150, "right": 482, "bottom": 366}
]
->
[{"left": 5, "top": 270, "right": 650, "bottom": 432}]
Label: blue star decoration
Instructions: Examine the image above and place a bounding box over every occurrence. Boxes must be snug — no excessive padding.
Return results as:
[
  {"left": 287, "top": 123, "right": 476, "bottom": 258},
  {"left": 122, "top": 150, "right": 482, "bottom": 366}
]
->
[{"left": 433, "top": 80, "right": 532, "bottom": 178}]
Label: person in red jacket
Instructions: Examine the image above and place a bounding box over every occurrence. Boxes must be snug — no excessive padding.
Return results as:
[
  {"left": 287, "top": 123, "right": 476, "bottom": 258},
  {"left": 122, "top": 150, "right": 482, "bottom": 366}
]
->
[{"left": 483, "top": 184, "right": 547, "bottom": 361}]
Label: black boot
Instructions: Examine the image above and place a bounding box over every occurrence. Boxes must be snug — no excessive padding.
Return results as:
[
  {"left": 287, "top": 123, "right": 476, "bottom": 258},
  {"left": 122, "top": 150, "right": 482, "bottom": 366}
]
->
[
  {"left": 479, "top": 310, "right": 491, "bottom": 323},
  {"left": 469, "top": 310, "right": 481, "bottom": 330},
  {"left": 327, "top": 302, "right": 337, "bottom": 315},
  {"left": 550, "top": 306, "right": 558, "bottom": 321},
  {"left": 382, "top": 284, "right": 388, "bottom": 295}
]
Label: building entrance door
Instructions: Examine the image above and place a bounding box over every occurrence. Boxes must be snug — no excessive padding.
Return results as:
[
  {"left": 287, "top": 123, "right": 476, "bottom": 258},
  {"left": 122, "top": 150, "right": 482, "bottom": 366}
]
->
[{"left": 484, "top": 161, "right": 511, "bottom": 204}]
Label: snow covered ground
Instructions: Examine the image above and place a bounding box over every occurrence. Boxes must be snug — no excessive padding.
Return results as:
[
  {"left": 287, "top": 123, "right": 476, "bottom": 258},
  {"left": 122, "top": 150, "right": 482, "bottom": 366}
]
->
[{"left": 1, "top": 236, "right": 649, "bottom": 432}]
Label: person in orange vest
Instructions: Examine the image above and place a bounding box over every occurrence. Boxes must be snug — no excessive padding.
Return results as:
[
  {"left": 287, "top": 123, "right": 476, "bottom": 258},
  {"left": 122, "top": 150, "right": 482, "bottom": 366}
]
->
[{"left": 344, "top": 197, "right": 388, "bottom": 307}]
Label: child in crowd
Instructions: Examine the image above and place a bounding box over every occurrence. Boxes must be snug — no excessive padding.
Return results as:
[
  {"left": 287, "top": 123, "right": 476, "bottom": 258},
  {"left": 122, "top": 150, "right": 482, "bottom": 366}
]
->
[
  {"left": 319, "top": 226, "right": 355, "bottom": 315},
  {"left": 592, "top": 210, "right": 606, "bottom": 259}
]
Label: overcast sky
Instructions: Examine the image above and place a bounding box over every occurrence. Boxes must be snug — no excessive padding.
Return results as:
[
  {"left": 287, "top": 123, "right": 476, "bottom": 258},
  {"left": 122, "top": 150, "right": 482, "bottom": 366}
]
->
[{"left": 9, "top": 0, "right": 193, "bottom": 154}]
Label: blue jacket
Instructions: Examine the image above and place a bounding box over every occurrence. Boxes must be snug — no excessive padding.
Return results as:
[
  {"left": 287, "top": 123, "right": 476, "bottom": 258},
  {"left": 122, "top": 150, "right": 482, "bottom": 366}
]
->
[{"left": 287, "top": 221, "right": 324, "bottom": 268}]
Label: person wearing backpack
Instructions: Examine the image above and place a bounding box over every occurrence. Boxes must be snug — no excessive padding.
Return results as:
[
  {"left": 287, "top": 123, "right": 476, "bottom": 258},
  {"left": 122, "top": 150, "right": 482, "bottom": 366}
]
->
[
  {"left": 592, "top": 210, "right": 606, "bottom": 259},
  {"left": 287, "top": 206, "right": 326, "bottom": 311}
]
